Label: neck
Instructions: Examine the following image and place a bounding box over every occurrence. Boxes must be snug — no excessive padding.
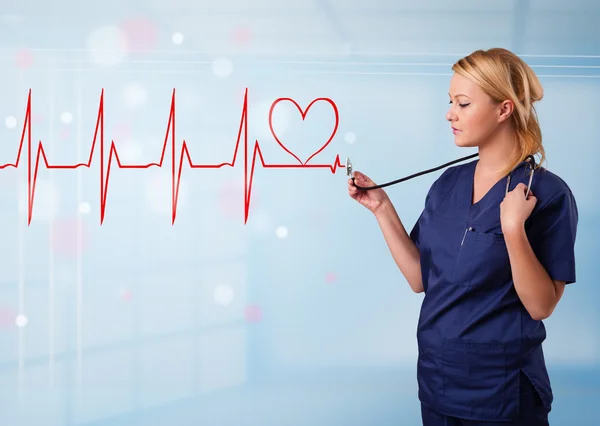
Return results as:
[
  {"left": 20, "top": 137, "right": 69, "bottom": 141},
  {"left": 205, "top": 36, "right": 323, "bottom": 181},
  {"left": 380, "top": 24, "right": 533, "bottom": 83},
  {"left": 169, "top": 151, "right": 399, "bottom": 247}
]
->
[{"left": 476, "top": 125, "right": 519, "bottom": 178}]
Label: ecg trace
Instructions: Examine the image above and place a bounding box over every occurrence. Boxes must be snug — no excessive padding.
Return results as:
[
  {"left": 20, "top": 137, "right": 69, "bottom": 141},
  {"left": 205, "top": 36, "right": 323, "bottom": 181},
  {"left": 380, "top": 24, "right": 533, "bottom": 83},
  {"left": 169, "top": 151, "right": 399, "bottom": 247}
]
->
[{"left": 0, "top": 89, "right": 344, "bottom": 225}]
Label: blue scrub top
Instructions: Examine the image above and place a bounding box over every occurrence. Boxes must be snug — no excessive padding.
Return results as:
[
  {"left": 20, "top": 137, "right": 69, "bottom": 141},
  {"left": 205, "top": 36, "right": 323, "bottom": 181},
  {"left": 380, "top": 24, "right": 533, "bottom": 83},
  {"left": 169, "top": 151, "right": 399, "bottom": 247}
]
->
[{"left": 409, "top": 158, "right": 578, "bottom": 422}]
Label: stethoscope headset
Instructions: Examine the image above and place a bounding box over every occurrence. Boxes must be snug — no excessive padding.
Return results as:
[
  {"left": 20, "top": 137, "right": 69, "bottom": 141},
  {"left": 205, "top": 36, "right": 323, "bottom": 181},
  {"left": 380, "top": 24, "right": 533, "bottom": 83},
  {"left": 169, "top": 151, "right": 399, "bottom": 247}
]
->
[{"left": 347, "top": 153, "right": 536, "bottom": 198}]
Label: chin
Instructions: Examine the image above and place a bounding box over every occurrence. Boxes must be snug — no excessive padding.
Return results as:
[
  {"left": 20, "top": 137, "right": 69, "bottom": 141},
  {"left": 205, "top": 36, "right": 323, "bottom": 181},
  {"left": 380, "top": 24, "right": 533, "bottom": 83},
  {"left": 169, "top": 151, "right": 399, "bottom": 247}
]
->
[
  {"left": 454, "top": 136, "right": 478, "bottom": 148},
  {"left": 454, "top": 139, "right": 471, "bottom": 147}
]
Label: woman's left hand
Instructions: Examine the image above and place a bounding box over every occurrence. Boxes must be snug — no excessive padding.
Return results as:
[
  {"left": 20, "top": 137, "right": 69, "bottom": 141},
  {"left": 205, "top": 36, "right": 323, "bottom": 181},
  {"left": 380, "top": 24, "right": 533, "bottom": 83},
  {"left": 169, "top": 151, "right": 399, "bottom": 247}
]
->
[{"left": 500, "top": 183, "right": 537, "bottom": 234}]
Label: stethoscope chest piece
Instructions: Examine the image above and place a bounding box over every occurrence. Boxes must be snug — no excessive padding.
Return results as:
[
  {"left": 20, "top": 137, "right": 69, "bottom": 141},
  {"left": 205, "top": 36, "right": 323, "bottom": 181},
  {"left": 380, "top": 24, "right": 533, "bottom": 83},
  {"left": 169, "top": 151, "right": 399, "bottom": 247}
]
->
[{"left": 346, "top": 157, "right": 353, "bottom": 177}]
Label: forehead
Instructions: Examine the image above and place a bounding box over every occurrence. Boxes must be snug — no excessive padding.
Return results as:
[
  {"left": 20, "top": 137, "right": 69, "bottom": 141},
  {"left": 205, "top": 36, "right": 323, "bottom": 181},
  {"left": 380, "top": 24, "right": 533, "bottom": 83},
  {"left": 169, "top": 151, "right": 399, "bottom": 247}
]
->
[{"left": 448, "top": 72, "right": 484, "bottom": 98}]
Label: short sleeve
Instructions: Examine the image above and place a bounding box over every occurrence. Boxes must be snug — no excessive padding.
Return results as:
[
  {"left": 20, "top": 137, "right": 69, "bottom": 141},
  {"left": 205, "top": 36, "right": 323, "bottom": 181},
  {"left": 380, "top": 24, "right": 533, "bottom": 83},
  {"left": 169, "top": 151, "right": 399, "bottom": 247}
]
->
[
  {"left": 409, "top": 211, "right": 424, "bottom": 247},
  {"left": 528, "top": 189, "right": 578, "bottom": 284},
  {"left": 410, "top": 167, "right": 455, "bottom": 247},
  {"left": 410, "top": 177, "right": 439, "bottom": 246}
]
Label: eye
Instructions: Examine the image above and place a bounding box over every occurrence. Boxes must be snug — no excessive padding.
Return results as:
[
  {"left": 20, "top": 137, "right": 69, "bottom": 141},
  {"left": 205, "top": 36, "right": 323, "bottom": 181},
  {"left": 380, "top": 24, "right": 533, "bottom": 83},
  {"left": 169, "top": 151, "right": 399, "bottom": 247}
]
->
[{"left": 448, "top": 100, "right": 471, "bottom": 108}]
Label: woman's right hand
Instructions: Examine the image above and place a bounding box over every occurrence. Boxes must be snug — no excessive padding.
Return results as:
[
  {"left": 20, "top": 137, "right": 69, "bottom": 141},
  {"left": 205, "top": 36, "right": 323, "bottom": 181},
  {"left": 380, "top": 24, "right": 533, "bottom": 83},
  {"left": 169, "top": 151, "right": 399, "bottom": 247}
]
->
[{"left": 348, "top": 171, "right": 391, "bottom": 214}]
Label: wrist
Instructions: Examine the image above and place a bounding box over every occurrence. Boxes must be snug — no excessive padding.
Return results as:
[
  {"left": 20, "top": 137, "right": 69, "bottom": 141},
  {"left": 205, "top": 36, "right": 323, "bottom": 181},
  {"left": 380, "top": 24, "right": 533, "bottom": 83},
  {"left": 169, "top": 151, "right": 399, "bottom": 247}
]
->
[
  {"left": 502, "top": 223, "right": 526, "bottom": 241},
  {"left": 373, "top": 198, "right": 394, "bottom": 219}
]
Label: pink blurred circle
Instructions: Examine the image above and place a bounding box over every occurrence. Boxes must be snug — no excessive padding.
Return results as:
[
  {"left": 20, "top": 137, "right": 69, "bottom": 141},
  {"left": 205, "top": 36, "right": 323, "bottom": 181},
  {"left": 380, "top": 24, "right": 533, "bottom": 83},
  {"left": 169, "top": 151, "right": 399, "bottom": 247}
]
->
[
  {"left": 245, "top": 304, "right": 262, "bottom": 323},
  {"left": 32, "top": 113, "right": 44, "bottom": 124},
  {"left": 60, "top": 126, "right": 70, "bottom": 140},
  {"left": 50, "top": 218, "right": 89, "bottom": 258},
  {"left": 232, "top": 27, "right": 253, "bottom": 46},
  {"left": 0, "top": 307, "right": 16, "bottom": 329},
  {"left": 15, "top": 49, "right": 33, "bottom": 69},
  {"left": 120, "top": 289, "right": 133, "bottom": 302},
  {"left": 113, "top": 122, "right": 131, "bottom": 141},
  {"left": 121, "top": 17, "right": 158, "bottom": 52},
  {"left": 325, "top": 272, "right": 337, "bottom": 284},
  {"left": 219, "top": 178, "right": 260, "bottom": 219}
]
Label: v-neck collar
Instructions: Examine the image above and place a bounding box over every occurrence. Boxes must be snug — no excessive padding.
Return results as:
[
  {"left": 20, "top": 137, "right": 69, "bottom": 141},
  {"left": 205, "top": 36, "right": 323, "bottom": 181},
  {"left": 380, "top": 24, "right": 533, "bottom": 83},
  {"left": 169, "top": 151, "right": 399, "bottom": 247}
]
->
[
  {"left": 466, "top": 160, "right": 507, "bottom": 216},
  {"left": 465, "top": 159, "right": 532, "bottom": 217}
]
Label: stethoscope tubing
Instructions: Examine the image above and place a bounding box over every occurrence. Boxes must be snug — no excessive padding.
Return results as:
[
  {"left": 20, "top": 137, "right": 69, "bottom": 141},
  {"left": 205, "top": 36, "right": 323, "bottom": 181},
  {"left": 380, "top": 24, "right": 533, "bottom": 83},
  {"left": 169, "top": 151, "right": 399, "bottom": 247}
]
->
[
  {"left": 348, "top": 153, "right": 479, "bottom": 190},
  {"left": 348, "top": 153, "right": 536, "bottom": 194}
]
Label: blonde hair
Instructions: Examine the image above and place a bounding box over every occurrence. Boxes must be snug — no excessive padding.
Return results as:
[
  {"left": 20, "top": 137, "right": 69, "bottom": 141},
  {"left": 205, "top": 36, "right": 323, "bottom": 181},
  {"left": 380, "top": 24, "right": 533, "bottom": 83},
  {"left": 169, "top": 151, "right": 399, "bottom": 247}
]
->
[{"left": 452, "top": 48, "right": 546, "bottom": 176}]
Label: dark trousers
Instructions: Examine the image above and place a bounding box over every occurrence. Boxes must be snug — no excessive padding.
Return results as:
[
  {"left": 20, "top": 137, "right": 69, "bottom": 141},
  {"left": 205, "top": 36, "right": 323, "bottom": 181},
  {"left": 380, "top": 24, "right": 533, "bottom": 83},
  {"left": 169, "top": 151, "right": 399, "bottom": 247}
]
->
[{"left": 421, "top": 372, "right": 550, "bottom": 426}]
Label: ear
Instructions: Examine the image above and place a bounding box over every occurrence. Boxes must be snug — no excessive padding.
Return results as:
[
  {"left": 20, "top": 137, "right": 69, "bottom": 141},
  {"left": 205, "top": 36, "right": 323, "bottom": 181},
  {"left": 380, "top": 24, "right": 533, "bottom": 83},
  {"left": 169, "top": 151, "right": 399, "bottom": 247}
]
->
[{"left": 497, "top": 100, "right": 514, "bottom": 123}]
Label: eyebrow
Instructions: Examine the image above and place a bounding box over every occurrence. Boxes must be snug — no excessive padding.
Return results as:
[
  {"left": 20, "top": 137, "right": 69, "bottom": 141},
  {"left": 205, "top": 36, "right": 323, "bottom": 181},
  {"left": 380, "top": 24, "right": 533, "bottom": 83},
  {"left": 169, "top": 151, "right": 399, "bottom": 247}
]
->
[{"left": 448, "top": 93, "right": 470, "bottom": 98}]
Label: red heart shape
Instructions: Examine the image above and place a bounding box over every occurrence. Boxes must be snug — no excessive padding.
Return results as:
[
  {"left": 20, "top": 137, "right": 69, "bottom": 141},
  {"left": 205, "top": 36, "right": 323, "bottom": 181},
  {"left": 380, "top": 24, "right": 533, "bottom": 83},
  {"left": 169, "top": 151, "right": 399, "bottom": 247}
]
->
[{"left": 268, "top": 97, "right": 339, "bottom": 165}]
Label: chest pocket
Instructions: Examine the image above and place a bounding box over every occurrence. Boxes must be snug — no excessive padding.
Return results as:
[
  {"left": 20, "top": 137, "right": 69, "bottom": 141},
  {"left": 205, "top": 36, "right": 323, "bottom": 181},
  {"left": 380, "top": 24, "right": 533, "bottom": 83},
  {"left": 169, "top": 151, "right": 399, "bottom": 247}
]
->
[{"left": 451, "top": 228, "right": 512, "bottom": 289}]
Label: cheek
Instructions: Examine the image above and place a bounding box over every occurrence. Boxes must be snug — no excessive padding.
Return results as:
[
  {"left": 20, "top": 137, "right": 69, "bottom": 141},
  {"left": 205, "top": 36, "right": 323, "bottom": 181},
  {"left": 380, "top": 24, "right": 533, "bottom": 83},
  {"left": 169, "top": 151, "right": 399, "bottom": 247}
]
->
[{"left": 464, "top": 109, "right": 493, "bottom": 135}]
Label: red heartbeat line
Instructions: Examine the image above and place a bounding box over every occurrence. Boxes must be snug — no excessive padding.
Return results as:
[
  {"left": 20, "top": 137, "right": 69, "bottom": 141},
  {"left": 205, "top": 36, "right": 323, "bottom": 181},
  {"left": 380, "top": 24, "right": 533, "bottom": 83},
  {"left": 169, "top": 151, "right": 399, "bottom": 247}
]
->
[{"left": 0, "top": 89, "right": 344, "bottom": 225}]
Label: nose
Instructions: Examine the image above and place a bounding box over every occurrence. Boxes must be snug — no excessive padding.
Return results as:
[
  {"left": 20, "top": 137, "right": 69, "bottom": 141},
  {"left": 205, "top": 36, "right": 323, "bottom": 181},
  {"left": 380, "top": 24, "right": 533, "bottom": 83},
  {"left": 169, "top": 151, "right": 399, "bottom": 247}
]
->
[{"left": 446, "top": 106, "right": 457, "bottom": 122}]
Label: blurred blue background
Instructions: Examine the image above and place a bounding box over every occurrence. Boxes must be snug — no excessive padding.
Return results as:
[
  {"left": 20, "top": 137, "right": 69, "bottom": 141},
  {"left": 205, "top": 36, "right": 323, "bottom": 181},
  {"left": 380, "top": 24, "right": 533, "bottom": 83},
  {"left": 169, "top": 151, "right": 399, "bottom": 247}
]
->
[{"left": 0, "top": 0, "right": 599, "bottom": 425}]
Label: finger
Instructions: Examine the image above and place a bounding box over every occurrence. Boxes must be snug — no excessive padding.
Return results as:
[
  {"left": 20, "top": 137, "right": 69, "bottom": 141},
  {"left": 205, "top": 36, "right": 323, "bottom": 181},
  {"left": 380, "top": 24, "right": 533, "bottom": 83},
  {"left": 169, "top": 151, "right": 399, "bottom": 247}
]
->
[
  {"left": 515, "top": 182, "right": 527, "bottom": 191},
  {"left": 515, "top": 182, "right": 535, "bottom": 198},
  {"left": 524, "top": 185, "right": 534, "bottom": 198},
  {"left": 353, "top": 171, "right": 372, "bottom": 185}
]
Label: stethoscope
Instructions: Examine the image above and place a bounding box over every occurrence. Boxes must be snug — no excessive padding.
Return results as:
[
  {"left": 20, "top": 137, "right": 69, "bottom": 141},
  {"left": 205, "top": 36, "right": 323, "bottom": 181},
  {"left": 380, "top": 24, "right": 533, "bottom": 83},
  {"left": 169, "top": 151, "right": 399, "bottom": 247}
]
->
[{"left": 347, "top": 153, "right": 536, "bottom": 198}]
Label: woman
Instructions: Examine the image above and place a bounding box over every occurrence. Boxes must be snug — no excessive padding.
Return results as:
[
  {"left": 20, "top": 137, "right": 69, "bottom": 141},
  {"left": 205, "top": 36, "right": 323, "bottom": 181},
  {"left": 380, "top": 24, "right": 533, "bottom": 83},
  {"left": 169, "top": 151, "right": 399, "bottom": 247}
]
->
[{"left": 348, "top": 48, "right": 578, "bottom": 426}]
